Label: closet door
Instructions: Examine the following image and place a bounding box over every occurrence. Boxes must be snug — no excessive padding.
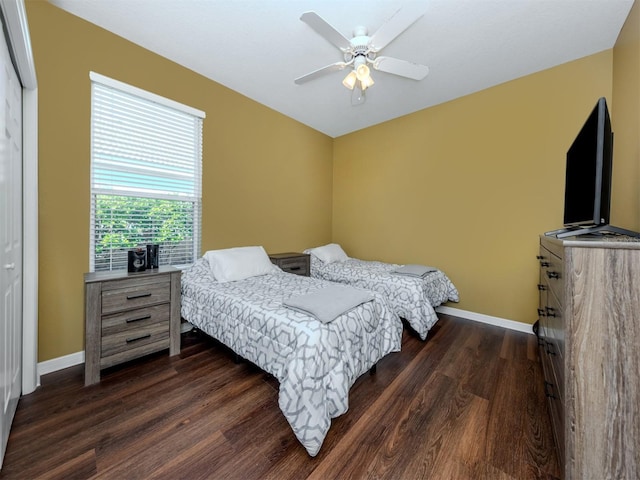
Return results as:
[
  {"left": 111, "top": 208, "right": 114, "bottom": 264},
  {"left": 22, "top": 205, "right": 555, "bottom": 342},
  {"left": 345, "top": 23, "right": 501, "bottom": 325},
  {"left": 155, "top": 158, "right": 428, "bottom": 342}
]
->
[{"left": 0, "top": 21, "right": 23, "bottom": 468}]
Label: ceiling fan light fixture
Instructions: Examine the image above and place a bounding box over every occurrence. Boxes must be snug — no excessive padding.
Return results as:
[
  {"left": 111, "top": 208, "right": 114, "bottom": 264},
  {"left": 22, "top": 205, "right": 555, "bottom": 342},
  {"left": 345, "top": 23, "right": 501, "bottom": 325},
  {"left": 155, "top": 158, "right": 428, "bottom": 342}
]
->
[
  {"left": 342, "top": 70, "right": 357, "bottom": 90},
  {"left": 355, "top": 62, "right": 370, "bottom": 81},
  {"left": 360, "top": 74, "right": 374, "bottom": 90}
]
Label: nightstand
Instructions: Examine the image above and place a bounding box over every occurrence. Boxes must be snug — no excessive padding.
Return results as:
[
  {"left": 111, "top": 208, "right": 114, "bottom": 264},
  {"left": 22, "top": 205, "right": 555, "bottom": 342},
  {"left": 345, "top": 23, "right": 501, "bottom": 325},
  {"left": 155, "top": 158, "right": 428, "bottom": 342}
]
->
[
  {"left": 84, "top": 266, "right": 181, "bottom": 386},
  {"left": 269, "top": 252, "right": 310, "bottom": 276}
]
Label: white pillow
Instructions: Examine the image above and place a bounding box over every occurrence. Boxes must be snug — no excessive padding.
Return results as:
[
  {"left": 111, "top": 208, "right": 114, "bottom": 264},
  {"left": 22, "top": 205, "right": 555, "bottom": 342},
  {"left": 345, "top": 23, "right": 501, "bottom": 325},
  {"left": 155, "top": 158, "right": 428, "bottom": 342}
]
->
[
  {"left": 204, "top": 246, "right": 275, "bottom": 282},
  {"left": 308, "top": 243, "right": 349, "bottom": 264}
]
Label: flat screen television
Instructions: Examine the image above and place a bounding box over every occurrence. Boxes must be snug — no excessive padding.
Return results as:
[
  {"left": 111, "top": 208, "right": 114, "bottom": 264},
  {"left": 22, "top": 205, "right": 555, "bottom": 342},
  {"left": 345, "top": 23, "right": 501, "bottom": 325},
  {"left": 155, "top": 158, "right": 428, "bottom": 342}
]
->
[
  {"left": 563, "top": 96, "right": 612, "bottom": 228},
  {"left": 554, "top": 97, "right": 638, "bottom": 238}
]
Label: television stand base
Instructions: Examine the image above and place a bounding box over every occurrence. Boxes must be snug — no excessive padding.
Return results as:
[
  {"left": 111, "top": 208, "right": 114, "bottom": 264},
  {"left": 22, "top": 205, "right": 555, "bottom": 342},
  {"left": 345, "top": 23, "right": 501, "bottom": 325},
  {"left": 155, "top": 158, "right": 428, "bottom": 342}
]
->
[{"left": 546, "top": 224, "right": 640, "bottom": 239}]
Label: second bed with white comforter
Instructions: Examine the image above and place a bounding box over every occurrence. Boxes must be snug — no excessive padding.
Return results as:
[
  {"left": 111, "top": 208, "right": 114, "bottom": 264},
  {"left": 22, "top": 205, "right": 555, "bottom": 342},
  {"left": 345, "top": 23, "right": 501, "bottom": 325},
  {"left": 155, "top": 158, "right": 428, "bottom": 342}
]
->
[{"left": 306, "top": 254, "right": 459, "bottom": 340}]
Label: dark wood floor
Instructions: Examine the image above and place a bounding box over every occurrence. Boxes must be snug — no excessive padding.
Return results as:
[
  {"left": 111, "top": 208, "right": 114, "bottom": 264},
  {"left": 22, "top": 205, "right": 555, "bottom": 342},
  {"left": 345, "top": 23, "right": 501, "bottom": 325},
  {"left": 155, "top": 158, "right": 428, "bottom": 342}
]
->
[{"left": 0, "top": 314, "right": 560, "bottom": 480}]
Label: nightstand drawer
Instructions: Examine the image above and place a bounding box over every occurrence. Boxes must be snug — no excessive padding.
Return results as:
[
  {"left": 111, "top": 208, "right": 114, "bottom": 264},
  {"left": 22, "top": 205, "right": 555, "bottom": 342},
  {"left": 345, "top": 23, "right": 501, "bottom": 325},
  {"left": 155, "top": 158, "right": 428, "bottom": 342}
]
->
[
  {"left": 101, "top": 277, "right": 170, "bottom": 315},
  {"left": 278, "top": 258, "right": 308, "bottom": 274},
  {"left": 101, "top": 320, "right": 170, "bottom": 363},
  {"left": 269, "top": 252, "right": 310, "bottom": 276},
  {"left": 102, "top": 303, "right": 170, "bottom": 337}
]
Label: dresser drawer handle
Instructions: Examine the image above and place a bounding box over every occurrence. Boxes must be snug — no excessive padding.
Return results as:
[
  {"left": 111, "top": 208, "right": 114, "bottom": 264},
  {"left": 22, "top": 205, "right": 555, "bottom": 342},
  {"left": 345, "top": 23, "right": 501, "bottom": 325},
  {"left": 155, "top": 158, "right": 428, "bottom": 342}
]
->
[
  {"left": 544, "top": 381, "right": 557, "bottom": 399},
  {"left": 546, "top": 341, "right": 556, "bottom": 356},
  {"left": 126, "top": 333, "right": 151, "bottom": 343},
  {"left": 126, "top": 314, "right": 152, "bottom": 324},
  {"left": 126, "top": 293, "right": 152, "bottom": 300},
  {"left": 546, "top": 271, "right": 559, "bottom": 279}
]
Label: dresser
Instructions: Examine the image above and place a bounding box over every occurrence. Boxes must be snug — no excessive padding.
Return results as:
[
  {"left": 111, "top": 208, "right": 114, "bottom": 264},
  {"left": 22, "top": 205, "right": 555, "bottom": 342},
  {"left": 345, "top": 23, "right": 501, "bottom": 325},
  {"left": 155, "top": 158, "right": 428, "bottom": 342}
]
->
[
  {"left": 268, "top": 252, "right": 310, "bottom": 276},
  {"left": 537, "top": 234, "right": 640, "bottom": 479},
  {"left": 84, "top": 266, "right": 181, "bottom": 386}
]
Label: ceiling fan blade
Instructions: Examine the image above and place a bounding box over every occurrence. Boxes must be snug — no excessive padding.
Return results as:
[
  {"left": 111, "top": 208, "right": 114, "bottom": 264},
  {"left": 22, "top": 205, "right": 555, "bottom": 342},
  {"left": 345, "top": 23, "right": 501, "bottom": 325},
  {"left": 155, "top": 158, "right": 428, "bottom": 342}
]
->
[
  {"left": 300, "top": 12, "right": 351, "bottom": 52},
  {"left": 369, "top": 8, "right": 424, "bottom": 52},
  {"left": 294, "top": 62, "right": 348, "bottom": 85},
  {"left": 372, "top": 56, "right": 429, "bottom": 80}
]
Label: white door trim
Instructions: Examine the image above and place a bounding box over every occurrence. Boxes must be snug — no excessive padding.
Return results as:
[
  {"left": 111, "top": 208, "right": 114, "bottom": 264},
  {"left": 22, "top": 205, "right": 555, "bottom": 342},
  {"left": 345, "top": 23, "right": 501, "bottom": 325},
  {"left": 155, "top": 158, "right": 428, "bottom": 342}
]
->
[
  {"left": 0, "top": 0, "right": 38, "bottom": 394},
  {"left": 21, "top": 88, "right": 37, "bottom": 393}
]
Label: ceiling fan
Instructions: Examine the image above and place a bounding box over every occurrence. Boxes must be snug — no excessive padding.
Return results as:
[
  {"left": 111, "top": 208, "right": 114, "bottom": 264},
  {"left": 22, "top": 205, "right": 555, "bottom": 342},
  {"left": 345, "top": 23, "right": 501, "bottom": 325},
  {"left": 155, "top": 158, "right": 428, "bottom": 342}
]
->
[{"left": 294, "top": 8, "right": 429, "bottom": 106}]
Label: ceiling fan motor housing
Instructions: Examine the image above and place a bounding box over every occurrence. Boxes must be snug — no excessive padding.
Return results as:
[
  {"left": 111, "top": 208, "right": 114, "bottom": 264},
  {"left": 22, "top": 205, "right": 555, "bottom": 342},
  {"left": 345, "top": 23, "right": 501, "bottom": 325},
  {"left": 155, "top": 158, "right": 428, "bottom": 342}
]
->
[{"left": 344, "top": 35, "right": 376, "bottom": 64}]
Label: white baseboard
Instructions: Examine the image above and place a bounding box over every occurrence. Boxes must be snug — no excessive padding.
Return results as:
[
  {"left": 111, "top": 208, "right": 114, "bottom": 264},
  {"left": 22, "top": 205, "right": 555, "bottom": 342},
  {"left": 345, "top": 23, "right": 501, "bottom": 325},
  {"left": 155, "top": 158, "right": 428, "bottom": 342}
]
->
[
  {"left": 36, "top": 312, "right": 533, "bottom": 377},
  {"left": 435, "top": 306, "right": 535, "bottom": 335},
  {"left": 37, "top": 350, "right": 85, "bottom": 378}
]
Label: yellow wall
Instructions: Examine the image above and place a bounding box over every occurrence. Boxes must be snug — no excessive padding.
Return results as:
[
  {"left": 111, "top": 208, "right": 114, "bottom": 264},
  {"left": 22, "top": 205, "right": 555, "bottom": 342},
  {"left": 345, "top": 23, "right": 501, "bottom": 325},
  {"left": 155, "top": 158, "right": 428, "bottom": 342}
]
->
[
  {"left": 28, "top": 1, "right": 640, "bottom": 362},
  {"left": 613, "top": 0, "right": 640, "bottom": 231},
  {"left": 27, "top": 2, "right": 333, "bottom": 361},
  {"left": 333, "top": 52, "right": 614, "bottom": 323}
]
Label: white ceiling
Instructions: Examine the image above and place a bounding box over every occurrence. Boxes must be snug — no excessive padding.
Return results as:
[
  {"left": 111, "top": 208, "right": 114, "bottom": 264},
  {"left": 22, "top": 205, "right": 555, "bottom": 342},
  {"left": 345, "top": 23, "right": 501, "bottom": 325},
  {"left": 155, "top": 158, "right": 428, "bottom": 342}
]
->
[{"left": 49, "top": 0, "right": 634, "bottom": 138}]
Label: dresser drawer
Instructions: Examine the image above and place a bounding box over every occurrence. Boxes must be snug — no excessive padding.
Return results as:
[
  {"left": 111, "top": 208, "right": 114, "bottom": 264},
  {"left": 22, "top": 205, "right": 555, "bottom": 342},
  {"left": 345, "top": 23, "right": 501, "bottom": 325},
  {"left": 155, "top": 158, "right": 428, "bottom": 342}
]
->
[
  {"left": 537, "top": 269, "right": 549, "bottom": 339},
  {"left": 101, "top": 276, "right": 170, "bottom": 315},
  {"left": 545, "top": 287, "right": 565, "bottom": 361},
  {"left": 539, "top": 245, "right": 564, "bottom": 306},
  {"left": 539, "top": 337, "right": 565, "bottom": 465},
  {"left": 542, "top": 337, "right": 564, "bottom": 405},
  {"left": 546, "top": 379, "right": 565, "bottom": 468}
]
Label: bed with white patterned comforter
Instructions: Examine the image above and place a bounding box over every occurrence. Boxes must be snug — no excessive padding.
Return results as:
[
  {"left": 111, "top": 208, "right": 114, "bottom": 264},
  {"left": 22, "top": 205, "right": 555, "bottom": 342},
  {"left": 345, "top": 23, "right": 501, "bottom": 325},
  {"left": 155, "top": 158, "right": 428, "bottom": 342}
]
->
[
  {"left": 181, "top": 257, "right": 402, "bottom": 457},
  {"left": 305, "top": 255, "right": 459, "bottom": 340}
]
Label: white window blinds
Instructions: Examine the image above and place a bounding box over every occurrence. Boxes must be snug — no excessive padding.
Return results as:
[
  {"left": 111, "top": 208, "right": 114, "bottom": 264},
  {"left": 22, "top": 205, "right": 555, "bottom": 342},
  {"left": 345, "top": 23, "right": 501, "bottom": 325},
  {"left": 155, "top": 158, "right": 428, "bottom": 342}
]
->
[{"left": 90, "top": 72, "right": 204, "bottom": 272}]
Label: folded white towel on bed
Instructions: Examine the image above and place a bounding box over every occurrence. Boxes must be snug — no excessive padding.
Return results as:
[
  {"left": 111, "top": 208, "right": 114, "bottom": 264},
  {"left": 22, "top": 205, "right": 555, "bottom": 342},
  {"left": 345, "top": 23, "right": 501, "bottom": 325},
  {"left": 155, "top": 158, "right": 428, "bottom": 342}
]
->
[
  {"left": 283, "top": 285, "right": 374, "bottom": 323},
  {"left": 392, "top": 264, "right": 438, "bottom": 277}
]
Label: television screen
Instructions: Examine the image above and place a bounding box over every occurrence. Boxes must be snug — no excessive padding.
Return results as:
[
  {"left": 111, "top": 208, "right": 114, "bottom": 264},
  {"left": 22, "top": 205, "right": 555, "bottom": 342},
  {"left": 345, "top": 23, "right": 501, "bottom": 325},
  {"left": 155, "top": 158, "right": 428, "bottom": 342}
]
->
[{"left": 563, "top": 97, "right": 612, "bottom": 227}]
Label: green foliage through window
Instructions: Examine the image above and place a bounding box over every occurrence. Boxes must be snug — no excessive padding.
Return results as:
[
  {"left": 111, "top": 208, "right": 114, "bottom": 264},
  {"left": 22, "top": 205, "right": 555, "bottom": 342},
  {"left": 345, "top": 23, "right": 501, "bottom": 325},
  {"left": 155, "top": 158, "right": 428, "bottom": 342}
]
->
[{"left": 93, "top": 195, "right": 195, "bottom": 271}]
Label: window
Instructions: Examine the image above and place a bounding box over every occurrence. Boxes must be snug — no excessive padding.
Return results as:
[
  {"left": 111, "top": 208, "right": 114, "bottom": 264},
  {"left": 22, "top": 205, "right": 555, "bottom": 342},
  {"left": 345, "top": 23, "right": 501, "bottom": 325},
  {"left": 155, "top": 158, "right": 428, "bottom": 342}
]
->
[{"left": 90, "top": 72, "right": 204, "bottom": 272}]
